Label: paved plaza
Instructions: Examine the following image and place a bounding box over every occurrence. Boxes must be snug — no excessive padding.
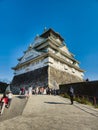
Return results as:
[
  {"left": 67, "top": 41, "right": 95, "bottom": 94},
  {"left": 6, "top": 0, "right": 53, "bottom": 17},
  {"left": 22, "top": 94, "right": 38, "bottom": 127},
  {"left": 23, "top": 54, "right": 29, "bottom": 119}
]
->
[{"left": 0, "top": 95, "right": 98, "bottom": 130}]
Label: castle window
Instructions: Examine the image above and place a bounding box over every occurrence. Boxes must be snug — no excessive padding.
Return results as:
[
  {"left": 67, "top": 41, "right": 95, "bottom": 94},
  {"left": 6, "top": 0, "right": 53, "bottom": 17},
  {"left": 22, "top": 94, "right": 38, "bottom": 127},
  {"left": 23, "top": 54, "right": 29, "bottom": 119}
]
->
[
  {"left": 64, "top": 65, "right": 68, "bottom": 70},
  {"left": 81, "top": 73, "right": 84, "bottom": 76},
  {"left": 73, "top": 61, "right": 76, "bottom": 64},
  {"left": 72, "top": 68, "right": 75, "bottom": 73},
  {"left": 25, "top": 68, "right": 29, "bottom": 72}
]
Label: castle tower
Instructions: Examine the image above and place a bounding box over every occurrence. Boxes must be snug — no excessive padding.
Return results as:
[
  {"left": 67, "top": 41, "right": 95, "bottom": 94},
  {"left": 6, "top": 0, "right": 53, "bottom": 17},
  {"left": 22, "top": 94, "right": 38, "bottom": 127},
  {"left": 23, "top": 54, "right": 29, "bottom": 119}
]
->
[{"left": 11, "top": 28, "right": 84, "bottom": 92}]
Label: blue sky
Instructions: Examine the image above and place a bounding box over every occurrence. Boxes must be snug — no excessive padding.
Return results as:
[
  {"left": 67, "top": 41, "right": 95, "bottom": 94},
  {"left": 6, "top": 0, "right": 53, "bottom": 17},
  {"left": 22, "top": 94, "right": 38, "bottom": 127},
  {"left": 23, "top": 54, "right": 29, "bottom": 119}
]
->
[{"left": 0, "top": 0, "right": 98, "bottom": 82}]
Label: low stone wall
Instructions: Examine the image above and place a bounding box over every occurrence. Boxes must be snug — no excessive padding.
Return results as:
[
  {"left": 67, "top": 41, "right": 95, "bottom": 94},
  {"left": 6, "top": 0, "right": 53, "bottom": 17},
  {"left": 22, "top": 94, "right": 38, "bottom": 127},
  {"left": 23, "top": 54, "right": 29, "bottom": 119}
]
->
[{"left": 59, "top": 80, "right": 98, "bottom": 97}]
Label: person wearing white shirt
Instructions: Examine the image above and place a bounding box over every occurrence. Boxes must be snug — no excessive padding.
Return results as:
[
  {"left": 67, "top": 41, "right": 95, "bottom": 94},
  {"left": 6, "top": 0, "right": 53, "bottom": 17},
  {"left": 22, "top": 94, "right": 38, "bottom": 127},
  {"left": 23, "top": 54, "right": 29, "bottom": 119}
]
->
[{"left": 7, "top": 91, "right": 13, "bottom": 108}]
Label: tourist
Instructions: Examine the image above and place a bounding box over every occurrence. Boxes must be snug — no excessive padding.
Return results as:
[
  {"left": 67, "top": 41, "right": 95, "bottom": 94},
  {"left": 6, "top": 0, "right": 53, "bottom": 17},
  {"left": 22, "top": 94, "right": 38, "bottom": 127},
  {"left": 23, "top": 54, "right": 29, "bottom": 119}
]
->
[
  {"left": 7, "top": 91, "right": 13, "bottom": 108},
  {"left": 19, "top": 88, "right": 22, "bottom": 95},
  {"left": 25, "top": 88, "right": 29, "bottom": 99},
  {"left": 32, "top": 89, "right": 35, "bottom": 95},
  {"left": 41, "top": 87, "right": 44, "bottom": 94},
  {"left": 43, "top": 88, "right": 47, "bottom": 95},
  {"left": 36, "top": 87, "right": 39, "bottom": 95},
  {"left": 0, "top": 93, "right": 9, "bottom": 115},
  {"left": 28, "top": 86, "right": 32, "bottom": 96},
  {"left": 49, "top": 88, "right": 52, "bottom": 95},
  {"left": 46, "top": 87, "right": 50, "bottom": 95},
  {"left": 19, "top": 87, "right": 25, "bottom": 95},
  {"left": 68, "top": 86, "right": 74, "bottom": 105},
  {"left": 53, "top": 89, "right": 56, "bottom": 96},
  {"left": 22, "top": 87, "right": 25, "bottom": 95}
]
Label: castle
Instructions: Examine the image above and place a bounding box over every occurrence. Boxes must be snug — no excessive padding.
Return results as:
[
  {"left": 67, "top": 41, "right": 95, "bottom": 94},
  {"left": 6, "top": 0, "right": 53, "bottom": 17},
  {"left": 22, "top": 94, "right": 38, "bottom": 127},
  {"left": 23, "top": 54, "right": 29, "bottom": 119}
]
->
[{"left": 11, "top": 28, "right": 84, "bottom": 92}]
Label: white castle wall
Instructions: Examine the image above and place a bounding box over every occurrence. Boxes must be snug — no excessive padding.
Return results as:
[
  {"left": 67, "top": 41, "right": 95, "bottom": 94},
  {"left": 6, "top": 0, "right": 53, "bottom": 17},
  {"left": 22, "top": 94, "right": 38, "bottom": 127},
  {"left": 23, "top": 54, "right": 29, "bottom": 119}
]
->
[
  {"left": 48, "top": 47, "right": 77, "bottom": 65},
  {"left": 48, "top": 57, "right": 84, "bottom": 79},
  {"left": 14, "top": 56, "right": 83, "bottom": 79},
  {"left": 14, "top": 58, "right": 48, "bottom": 75}
]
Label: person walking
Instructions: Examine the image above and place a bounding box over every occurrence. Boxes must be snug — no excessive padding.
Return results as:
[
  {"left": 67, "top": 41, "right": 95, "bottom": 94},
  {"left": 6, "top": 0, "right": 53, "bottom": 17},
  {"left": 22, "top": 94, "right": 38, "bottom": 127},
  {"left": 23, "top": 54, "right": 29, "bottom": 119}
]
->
[
  {"left": 7, "top": 91, "right": 13, "bottom": 108},
  {"left": 68, "top": 86, "right": 74, "bottom": 105},
  {"left": 28, "top": 86, "right": 32, "bottom": 96},
  {"left": 25, "top": 88, "right": 29, "bottom": 99},
  {"left": 0, "top": 93, "right": 9, "bottom": 115}
]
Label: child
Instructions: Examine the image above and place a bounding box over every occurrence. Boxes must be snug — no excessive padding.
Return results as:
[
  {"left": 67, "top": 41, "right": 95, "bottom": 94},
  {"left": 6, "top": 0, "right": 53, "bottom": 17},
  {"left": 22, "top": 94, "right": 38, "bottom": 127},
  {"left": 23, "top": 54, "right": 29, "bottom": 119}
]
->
[{"left": 0, "top": 93, "right": 9, "bottom": 115}]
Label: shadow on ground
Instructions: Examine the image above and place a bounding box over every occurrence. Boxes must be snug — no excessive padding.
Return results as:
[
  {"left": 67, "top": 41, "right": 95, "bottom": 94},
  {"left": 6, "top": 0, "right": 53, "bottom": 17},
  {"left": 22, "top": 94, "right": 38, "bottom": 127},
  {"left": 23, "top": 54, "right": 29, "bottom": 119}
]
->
[{"left": 44, "top": 101, "right": 70, "bottom": 105}]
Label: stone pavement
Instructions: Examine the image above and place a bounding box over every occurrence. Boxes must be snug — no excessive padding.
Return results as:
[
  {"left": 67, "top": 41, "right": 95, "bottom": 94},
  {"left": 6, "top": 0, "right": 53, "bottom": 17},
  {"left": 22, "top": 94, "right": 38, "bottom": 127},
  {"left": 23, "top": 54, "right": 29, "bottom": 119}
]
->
[
  {"left": 0, "top": 95, "right": 27, "bottom": 122},
  {"left": 0, "top": 95, "right": 98, "bottom": 130}
]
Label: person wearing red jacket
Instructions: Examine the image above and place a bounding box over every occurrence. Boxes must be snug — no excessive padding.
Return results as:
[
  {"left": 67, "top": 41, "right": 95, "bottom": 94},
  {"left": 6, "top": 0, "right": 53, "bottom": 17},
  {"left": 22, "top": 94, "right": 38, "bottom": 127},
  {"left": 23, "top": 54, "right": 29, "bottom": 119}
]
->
[{"left": 0, "top": 93, "right": 9, "bottom": 115}]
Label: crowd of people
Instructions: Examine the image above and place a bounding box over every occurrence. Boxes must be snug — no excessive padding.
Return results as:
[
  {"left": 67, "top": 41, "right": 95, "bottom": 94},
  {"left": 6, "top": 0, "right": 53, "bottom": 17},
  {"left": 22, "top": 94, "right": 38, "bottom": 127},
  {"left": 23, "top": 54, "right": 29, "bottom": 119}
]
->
[
  {"left": 19, "top": 86, "right": 58, "bottom": 97},
  {"left": 19, "top": 86, "right": 75, "bottom": 105}
]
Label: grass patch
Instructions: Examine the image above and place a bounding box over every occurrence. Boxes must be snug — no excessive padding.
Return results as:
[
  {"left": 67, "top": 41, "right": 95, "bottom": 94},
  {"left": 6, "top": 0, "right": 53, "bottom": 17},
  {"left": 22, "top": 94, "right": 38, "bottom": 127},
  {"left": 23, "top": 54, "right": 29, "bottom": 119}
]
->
[
  {"left": 60, "top": 93, "right": 70, "bottom": 99},
  {"left": 95, "top": 104, "right": 98, "bottom": 108}
]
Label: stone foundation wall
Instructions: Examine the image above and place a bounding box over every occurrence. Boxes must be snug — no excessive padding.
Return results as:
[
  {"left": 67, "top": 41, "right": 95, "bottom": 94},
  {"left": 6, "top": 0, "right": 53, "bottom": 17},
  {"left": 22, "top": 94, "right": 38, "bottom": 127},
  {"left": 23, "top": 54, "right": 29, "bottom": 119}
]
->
[
  {"left": 11, "top": 65, "right": 83, "bottom": 93},
  {"left": 48, "top": 66, "right": 83, "bottom": 89},
  {"left": 11, "top": 66, "right": 48, "bottom": 93}
]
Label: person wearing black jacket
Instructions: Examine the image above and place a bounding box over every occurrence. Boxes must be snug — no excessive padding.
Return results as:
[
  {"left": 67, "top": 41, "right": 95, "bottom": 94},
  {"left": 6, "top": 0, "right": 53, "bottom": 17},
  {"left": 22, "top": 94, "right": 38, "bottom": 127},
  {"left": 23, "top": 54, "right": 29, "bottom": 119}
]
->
[{"left": 68, "top": 87, "right": 74, "bottom": 105}]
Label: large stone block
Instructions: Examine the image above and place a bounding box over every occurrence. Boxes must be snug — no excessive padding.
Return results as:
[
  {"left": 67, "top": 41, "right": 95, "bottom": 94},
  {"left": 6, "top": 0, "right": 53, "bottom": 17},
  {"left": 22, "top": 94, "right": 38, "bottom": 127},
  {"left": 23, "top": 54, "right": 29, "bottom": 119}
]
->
[{"left": 48, "top": 66, "right": 83, "bottom": 89}]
